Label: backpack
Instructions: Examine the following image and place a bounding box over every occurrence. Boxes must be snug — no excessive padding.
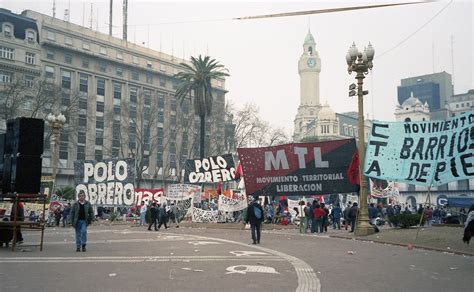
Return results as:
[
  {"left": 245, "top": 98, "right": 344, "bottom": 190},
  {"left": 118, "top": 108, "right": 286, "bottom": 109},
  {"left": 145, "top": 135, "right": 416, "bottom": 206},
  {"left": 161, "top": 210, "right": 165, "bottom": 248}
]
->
[{"left": 254, "top": 205, "right": 262, "bottom": 220}]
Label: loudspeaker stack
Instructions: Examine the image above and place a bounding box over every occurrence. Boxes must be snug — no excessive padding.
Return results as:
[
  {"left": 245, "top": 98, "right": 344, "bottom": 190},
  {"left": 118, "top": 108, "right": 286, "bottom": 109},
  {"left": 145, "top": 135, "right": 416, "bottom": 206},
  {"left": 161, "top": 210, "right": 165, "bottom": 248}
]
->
[{"left": 1, "top": 118, "right": 44, "bottom": 195}]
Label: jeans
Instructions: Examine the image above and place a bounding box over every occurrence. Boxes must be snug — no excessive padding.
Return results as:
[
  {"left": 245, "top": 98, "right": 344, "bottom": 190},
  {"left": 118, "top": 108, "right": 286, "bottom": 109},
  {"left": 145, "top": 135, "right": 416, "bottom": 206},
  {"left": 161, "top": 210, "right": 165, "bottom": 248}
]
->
[
  {"left": 140, "top": 212, "right": 146, "bottom": 226},
  {"left": 251, "top": 221, "right": 261, "bottom": 243},
  {"left": 333, "top": 217, "right": 341, "bottom": 229},
  {"left": 350, "top": 218, "right": 356, "bottom": 232},
  {"left": 306, "top": 217, "right": 312, "bottom": 231},
  {"left": 148, "top": 218, "right": 157, "bottom": 230},
  {"left": 312, "top": 218, "right": 322, "bottom": 233},
  {"left": 299, "top": 217, "right": 307, "bottom": 233},
  {"left": 75, "top": 220, "right": 87, "bottom": 248}
]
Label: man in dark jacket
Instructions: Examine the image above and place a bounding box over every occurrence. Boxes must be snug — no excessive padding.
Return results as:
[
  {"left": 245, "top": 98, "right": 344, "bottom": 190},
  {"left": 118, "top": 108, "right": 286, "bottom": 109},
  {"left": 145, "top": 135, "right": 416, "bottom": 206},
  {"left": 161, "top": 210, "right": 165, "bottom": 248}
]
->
[
  {"left": 69, "top": 190, "right": 94, "bottom": 252},
  {"left": 147, "top": 202, "right": 158, "bottom": 231},
  {"left": 246, "top": 198, "right": 264, "bottom": 244},
  {"left": 349, "top": 202, "right": 359, "bottom": 232},
  {"left": 331, "top": 205, "right": 343, "bottom": 230}
]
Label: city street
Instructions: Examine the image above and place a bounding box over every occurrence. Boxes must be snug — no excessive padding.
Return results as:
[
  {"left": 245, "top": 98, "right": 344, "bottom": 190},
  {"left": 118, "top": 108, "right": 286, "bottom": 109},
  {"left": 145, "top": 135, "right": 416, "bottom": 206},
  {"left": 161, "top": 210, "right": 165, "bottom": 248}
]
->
[{"left": 0, "top": 224, "right": 472, "bottom": 292}]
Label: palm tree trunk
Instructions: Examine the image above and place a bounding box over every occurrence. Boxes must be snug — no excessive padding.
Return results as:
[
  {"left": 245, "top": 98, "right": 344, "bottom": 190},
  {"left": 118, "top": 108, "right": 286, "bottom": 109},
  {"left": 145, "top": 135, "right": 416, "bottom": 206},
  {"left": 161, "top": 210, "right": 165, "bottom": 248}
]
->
[{"left": 200, "top": 114, "right": 205, "bottom": 159}]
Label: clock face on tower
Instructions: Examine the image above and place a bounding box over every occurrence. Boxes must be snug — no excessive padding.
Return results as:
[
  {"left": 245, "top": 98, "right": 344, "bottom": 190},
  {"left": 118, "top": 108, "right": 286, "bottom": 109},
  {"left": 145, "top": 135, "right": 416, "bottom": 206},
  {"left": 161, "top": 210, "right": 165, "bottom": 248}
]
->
[{"left": 307, "top": 58, "right": 316, "bottom": 68}]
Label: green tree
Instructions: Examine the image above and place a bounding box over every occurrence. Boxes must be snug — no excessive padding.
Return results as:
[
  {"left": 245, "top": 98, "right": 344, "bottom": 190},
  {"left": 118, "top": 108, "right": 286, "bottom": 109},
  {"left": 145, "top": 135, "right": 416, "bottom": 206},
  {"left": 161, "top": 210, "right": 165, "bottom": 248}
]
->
[
  {"left": 174, "top": 55, "right": 229, "bottom": 158},
  {"left": 56, "top": 186, "right": 76, "bottom": 201}
]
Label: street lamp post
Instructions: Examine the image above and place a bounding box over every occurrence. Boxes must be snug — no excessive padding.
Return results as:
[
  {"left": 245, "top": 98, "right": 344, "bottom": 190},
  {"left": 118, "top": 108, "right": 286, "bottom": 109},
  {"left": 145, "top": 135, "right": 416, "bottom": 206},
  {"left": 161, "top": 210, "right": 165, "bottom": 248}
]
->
[
  {"left": 346, "top": 42, "right": 375, "bottom": 236},
  {"left": 46, "top": 113, "right": 66, "bottom": 193}
]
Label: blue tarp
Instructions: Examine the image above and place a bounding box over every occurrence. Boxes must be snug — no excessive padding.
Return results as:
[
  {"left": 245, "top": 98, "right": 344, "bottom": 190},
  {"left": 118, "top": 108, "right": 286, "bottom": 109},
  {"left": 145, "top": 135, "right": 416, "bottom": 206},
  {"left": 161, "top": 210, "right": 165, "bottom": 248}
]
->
[{"left": 447, "top": 197, "right": 474, "bottom": 208}]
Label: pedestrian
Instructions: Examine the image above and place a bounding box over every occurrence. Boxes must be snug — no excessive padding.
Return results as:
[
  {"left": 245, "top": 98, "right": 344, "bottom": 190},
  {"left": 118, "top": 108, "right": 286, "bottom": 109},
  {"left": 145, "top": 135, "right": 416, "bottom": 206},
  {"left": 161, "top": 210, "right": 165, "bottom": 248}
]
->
[
  {"left": 147, "top": 202, "right": 158, "bottom": 231},
  {"left": 169, "top": 202, "right": 180, "bottom": 228},
  {"left": 386, "top": 204, "right": 395, "bottom": 227},
  {"left": 343, "top": 202, "right": 352, "bottom": 230},
  {"left": 331, "top": 204, "right": 342, "bottom": 230},
  {"left": 321, "top": 203, "right": 329, "bottom": 232},
  {"left": 298, "top": 200, "right": 307, "bottom": 233},
  {"left": 423, "top": 206, "right": 433, "bottom": 227},
  {"left": 54, "top": 206, "right": 62, "bottom": 227},
  {"left": 348, "top": 202, "right": 359, "bottom": 232},
  {"left": 306, "top": 201, "right": 312, "bottom": 232},
  {"left": 157, "top": 203, "right": 169, "bottom": 230},
  {"left": 462, "top": 205, "right": 474, "bottom": 244},
  {"left": 10, "top": 201, "right": 25, "bottom": 244},
  {"left": 139, "top": 201, "right": 147, "bottom": 226},
  {"left": 69, "top": 190, "right": 94, "bottom": 252},
  {"left": 245, "top": 197, "right": 264, "bottom": 244},
  {"left": 312, "top": 203, "right": 325, "bottom": 233},
  {"left": 62, "top": 203, "right": 71, "bottom": 227},
  {"left": 368, "top": 203, "right": 378, "bottom": 224}
]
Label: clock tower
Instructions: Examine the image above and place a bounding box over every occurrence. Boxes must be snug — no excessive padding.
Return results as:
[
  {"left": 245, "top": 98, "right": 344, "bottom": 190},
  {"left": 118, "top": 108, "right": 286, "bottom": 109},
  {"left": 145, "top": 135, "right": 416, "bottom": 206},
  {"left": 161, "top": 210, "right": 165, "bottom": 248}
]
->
[{"left": 294, "top": 30, "right": 322, "bottom": 141}]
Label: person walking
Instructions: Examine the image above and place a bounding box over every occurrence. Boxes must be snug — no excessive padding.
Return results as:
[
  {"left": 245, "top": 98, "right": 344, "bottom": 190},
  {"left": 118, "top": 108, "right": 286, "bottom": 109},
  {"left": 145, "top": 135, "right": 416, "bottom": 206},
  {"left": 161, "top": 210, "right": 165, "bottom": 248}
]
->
[
  {"left": 348, "top": 202, "right": 359, "bottom": 233},
  {"left": 298, "top": 200, "right": 307, "bottom": 233},
  {"left": 139, "top": 201, "right": 147, "bottom": 226},
  {"left": 343, "top": 202, "right": 352, "bottom": 230},
  {"left": 147, "top": 202, "right": 158, "bottom": 231},
  {"left": 70, "top": 191, "right": 94, "bottom": 252},
  {"left": 10, "top": 201, "right": 25, "bottom": 244},
  {"left": 54, "top": 206, "right": 62, "bottom": 227},
  {"left": 169, "top": 202, "right": 180, "bottom": 228},
  {"left": 62, "top": 203, "right": 71, "bottom": 227},
  {"left": 321, "top": 203, "right": 329, "bottom": 232},
  {"left": 312, "top": 204, "right": 325, "bottom": 233},
  {"left": 331, "top": 204, "right": 343, "bottom": 230},
  {"left": 423, "top": 206, "right": 433, "bottom": 227},
  {"left": 246, "top": 197, "right": 264, "bottom": 244},
  {"left": 157, "top": 203, "right": 169, "bottom": 230}
]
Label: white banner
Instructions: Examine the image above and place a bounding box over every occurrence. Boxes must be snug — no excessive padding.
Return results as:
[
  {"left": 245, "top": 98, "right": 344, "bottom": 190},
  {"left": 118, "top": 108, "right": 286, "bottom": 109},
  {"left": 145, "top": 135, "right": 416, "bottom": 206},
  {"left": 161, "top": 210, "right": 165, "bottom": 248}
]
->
[
  {"left": 218, "top": 195, "right": 247, "bottom": 212},
  {"left": 167, "top": 184, "right": 200, "bottom": 200},
  {"left": 287, "top": 198, "right": 300, "bottom": 218},
  {"left": 192, "top": 207, "right": 219, "bottom": 223}
]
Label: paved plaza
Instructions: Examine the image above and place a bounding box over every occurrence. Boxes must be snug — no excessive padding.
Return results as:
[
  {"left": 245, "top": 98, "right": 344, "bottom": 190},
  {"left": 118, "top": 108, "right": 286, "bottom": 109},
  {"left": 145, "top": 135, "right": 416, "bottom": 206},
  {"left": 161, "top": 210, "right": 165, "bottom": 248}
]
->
[{"left": 0, "top": 224, "right": 473, "bottom": 292}]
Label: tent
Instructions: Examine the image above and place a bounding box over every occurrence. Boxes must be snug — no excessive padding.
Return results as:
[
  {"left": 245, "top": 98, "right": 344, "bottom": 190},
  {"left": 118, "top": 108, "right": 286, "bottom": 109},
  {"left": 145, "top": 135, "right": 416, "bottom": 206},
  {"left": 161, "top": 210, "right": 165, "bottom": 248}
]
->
[{"left": 446, "top": 197, "right": 474, "bottom": 208}]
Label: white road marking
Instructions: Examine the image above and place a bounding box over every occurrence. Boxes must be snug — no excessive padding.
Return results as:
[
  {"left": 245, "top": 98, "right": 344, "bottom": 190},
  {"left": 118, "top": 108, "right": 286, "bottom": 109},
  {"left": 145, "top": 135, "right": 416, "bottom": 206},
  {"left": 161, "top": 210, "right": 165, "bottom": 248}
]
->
[
  {"left": 188, "top": 241, "right": 221, "bottom": 246},
  {"left": 226, "top": 265, "right": 280, "bottom": 275},
  {"left": 230, "top": 251, "right": 269, "bottom": 257}
]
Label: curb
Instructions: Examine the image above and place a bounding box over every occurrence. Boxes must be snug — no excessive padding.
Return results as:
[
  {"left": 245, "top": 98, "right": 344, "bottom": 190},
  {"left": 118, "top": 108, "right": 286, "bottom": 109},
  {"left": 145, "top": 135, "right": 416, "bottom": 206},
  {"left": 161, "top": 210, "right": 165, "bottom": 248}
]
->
[{"left": 329, "top": 235, "right": 474, "bottom": 257}]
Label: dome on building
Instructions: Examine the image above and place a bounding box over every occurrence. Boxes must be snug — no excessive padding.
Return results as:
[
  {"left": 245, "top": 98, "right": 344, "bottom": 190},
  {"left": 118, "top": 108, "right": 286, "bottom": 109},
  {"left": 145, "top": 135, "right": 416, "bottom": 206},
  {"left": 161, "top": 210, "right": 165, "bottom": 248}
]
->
[
  {"left": 318, "top": 103, "right": 336, "bottom": 120},
  {"left": 401, "top": 92, "right": 423, "bottom": 108}
]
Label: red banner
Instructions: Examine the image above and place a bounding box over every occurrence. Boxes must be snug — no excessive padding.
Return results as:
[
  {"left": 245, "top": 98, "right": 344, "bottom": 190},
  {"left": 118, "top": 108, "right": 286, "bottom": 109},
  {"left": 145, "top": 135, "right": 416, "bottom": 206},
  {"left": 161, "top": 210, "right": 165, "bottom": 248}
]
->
[
  {"left": 237, "top": 139, "right": 359, "bottom": 196},
  {"left": 135, "top": 188, "right": 164, "bottom": 206}
]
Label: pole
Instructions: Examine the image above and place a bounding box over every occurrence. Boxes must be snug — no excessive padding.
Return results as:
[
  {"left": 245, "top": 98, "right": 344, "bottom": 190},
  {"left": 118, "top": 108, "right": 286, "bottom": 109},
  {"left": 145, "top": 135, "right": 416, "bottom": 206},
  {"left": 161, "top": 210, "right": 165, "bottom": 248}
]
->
[
  {"left": 354, "top": 71, "right": 374, "bottom": 236},
  {"left": 51, "top": 125, "right": 60, "bottom": 194},
  {"left": 109, "top": 0, "right": 113, "bottom": 36}
]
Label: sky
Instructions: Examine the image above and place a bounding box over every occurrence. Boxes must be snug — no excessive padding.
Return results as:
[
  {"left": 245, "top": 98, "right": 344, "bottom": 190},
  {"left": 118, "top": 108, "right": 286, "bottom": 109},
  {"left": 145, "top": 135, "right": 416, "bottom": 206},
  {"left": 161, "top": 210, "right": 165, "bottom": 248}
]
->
[{"left": 1, "top": 0, "right": 472, "bottom": 135}]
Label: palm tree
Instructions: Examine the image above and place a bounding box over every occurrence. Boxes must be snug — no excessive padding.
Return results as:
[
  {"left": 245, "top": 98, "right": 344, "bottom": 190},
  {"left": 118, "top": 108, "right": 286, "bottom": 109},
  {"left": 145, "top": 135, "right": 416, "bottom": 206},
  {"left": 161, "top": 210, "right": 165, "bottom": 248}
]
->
[{"left": 175, "top": 55, "right": 229, "bottom": 158}]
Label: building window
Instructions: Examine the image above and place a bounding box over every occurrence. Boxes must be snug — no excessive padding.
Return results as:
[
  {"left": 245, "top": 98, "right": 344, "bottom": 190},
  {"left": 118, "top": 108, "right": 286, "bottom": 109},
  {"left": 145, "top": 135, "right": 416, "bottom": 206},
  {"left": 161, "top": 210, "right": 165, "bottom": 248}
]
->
[
  {"left": 116, "top": 67, "right": 123, "bottom": 76},
  {"left": 46, "top": 50, "right": 55, "bottom": 60},
  {"left": 25, "top": 52, "right": 35, "bottom": 64},
  {"left": 95, "top": 149, "right": 103, "bottom": 161},
  {"left": 79, "top": 73, "right": 88, "bottom": 92},
  {"left": 78, "top": 114, "right": 87, "bottom": 127},
  {"left": 456, "top": 104, "right": 459, "bottom": 108},
  {"left": 79, "top": 98, "right": 87, "bottom": 110},
  {"left": 146, "top": 73, "right": 153, "bottom": 84},
  {"left": 82, "top": 58, "right": 89, "bottom": 68},
  {"left": 3, "top": 24, "right": 12, "bottom": 37},
  {"left": 100, "top": 47, "right": 107, "bottom": 55},
  {"left": 132, "top": 56, "right": 139, "bottom": 64},
  {"left": 117, "top": 51, "right": 123, "bottom": 60},
  {"left": 25, "top": 75, "right": 35, "bottom": 87},
  {"left": 61, "top": 70, "right": 71, "bottom": 89},
  {"left": 97, "top": 78, "right": 105, "bottom": 96},
  {"left": 45, "top": 66, "right": 55, "bottom": 78},
  {"left": 96, "top": 116, "right": 104, "bottom": 129},
  {"left": 170, "top": 97, "right": 177, "bottom": 111},
  {"left": 0, "top": 71, "right": 12, "bottom": 83},
  {"left": 114, "top": 105, "right": 121, "bottom": 115},
  {"left": 160, "top": 63, "right": 166, "bottom": 72},
  {"left": 130, "top": 87, "right": 138, "bottom": 103},
  {"left": 131, "top": 71, "right": 139, "bottom": 81},
  {"left": 157, "top": 93, "right": 165, "bottom": 108},
  {"left": 113, "top": 82, "right": 122, "bottom": 99},
  {"left": 61, "top": 92, "right": 70, "bottom": 107},
  {"left": 160, "top": 78, "right": 166, "bottom": 87},
  {"left": 96, "top": 101, "right": 105, "bottom": 113},
  {"left": 64, "top": 53, "right": 72, "bottom": 64},
  {"left": 82, "top": 42, "right": 90, "bottom": 50},
  {"left": 26, "top": 30, "right": 36, "bottom": 42},
  {"left": 59, "top": 131, "right": 69, "bottom": 160},
  {"left": 99, "top": 61, "right": 107, "bottom": 72},
  {"left": 77, "top": 145, "right": 85, "bottom": 160},
  {"left": 146, "top": 61, "right": 152, "bottom": 68},
  {"left": 65, "top": 36, "right": 73, "bottom": 45},
  {"left": 144, "top": 89, "right": 151, "bottom": 106},
  {"left": 47, "top": 30, "right": 55, "bottom": 41},
  {"left": 0, "top": 47, "right": 14, "bottom": 60},
  {"left": 157, "top": 111, "right": 164, "bottom": 123}
]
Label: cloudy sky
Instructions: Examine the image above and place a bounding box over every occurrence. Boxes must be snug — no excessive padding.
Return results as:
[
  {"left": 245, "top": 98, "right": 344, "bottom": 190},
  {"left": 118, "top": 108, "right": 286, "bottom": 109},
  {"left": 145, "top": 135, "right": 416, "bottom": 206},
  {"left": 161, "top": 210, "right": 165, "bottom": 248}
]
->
[{"left": 2, "top": 0, "right": 472, "bottom": 134}]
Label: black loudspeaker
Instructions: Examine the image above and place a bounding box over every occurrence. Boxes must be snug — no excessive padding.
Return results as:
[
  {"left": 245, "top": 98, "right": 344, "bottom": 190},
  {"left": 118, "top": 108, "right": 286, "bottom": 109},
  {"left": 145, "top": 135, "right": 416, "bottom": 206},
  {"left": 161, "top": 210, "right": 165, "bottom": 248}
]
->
[
  {"left": 0, "top": 134, "right": 5, "bottom": 180},
  {"left": 10, "top": 155, "right": 42, "bottom": 194},
  {"left": 2, "top": 154, "right": 12, "bottom": 193},
  {"left": 5, "top": 118, "right": 44, "bottom": 156}
]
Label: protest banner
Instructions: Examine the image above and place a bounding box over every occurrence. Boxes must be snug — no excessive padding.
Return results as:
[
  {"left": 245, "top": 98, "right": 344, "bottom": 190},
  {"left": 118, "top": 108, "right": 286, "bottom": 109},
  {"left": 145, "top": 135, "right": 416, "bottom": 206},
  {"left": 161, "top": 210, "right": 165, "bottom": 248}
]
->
[
  {"left": 135, "top": 188, "right": 164, "bottom": 207},
  {"left": 364, "top": 111, "right": 474, "bottom": 186},
  {"left": 237, "top": 139, "right": 359, "bottom": 196},
  {"left": 184, "top": 154, "right": 236, "bottom": 183},
  {"left": 167, "top": 184, "right": 200, "bottom": 200},
  {"left": 74, "top": 159, "right": 136, "bottom": 206},
  {"left": 218, "top": 194, "right": 247, "bottom": 212}
]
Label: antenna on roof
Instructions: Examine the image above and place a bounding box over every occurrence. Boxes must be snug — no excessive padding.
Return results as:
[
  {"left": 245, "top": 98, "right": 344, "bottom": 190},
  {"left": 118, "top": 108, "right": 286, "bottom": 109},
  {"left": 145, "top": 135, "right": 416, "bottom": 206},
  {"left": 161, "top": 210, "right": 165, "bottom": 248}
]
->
[
  {"left": 123, "top": 0, "right": 128, "bottom": 41},
  {"left": 64, "top": 9, "right": 70, "bottom": 22},
  {"left": 109, "top": 0, "right": 113, "bottom": 36},
  {"left": 90, "top": 3, "right": 93, "bottom": 29},
  {"left": 53, "top": 0, "right": 56, "bottom": 18}
]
